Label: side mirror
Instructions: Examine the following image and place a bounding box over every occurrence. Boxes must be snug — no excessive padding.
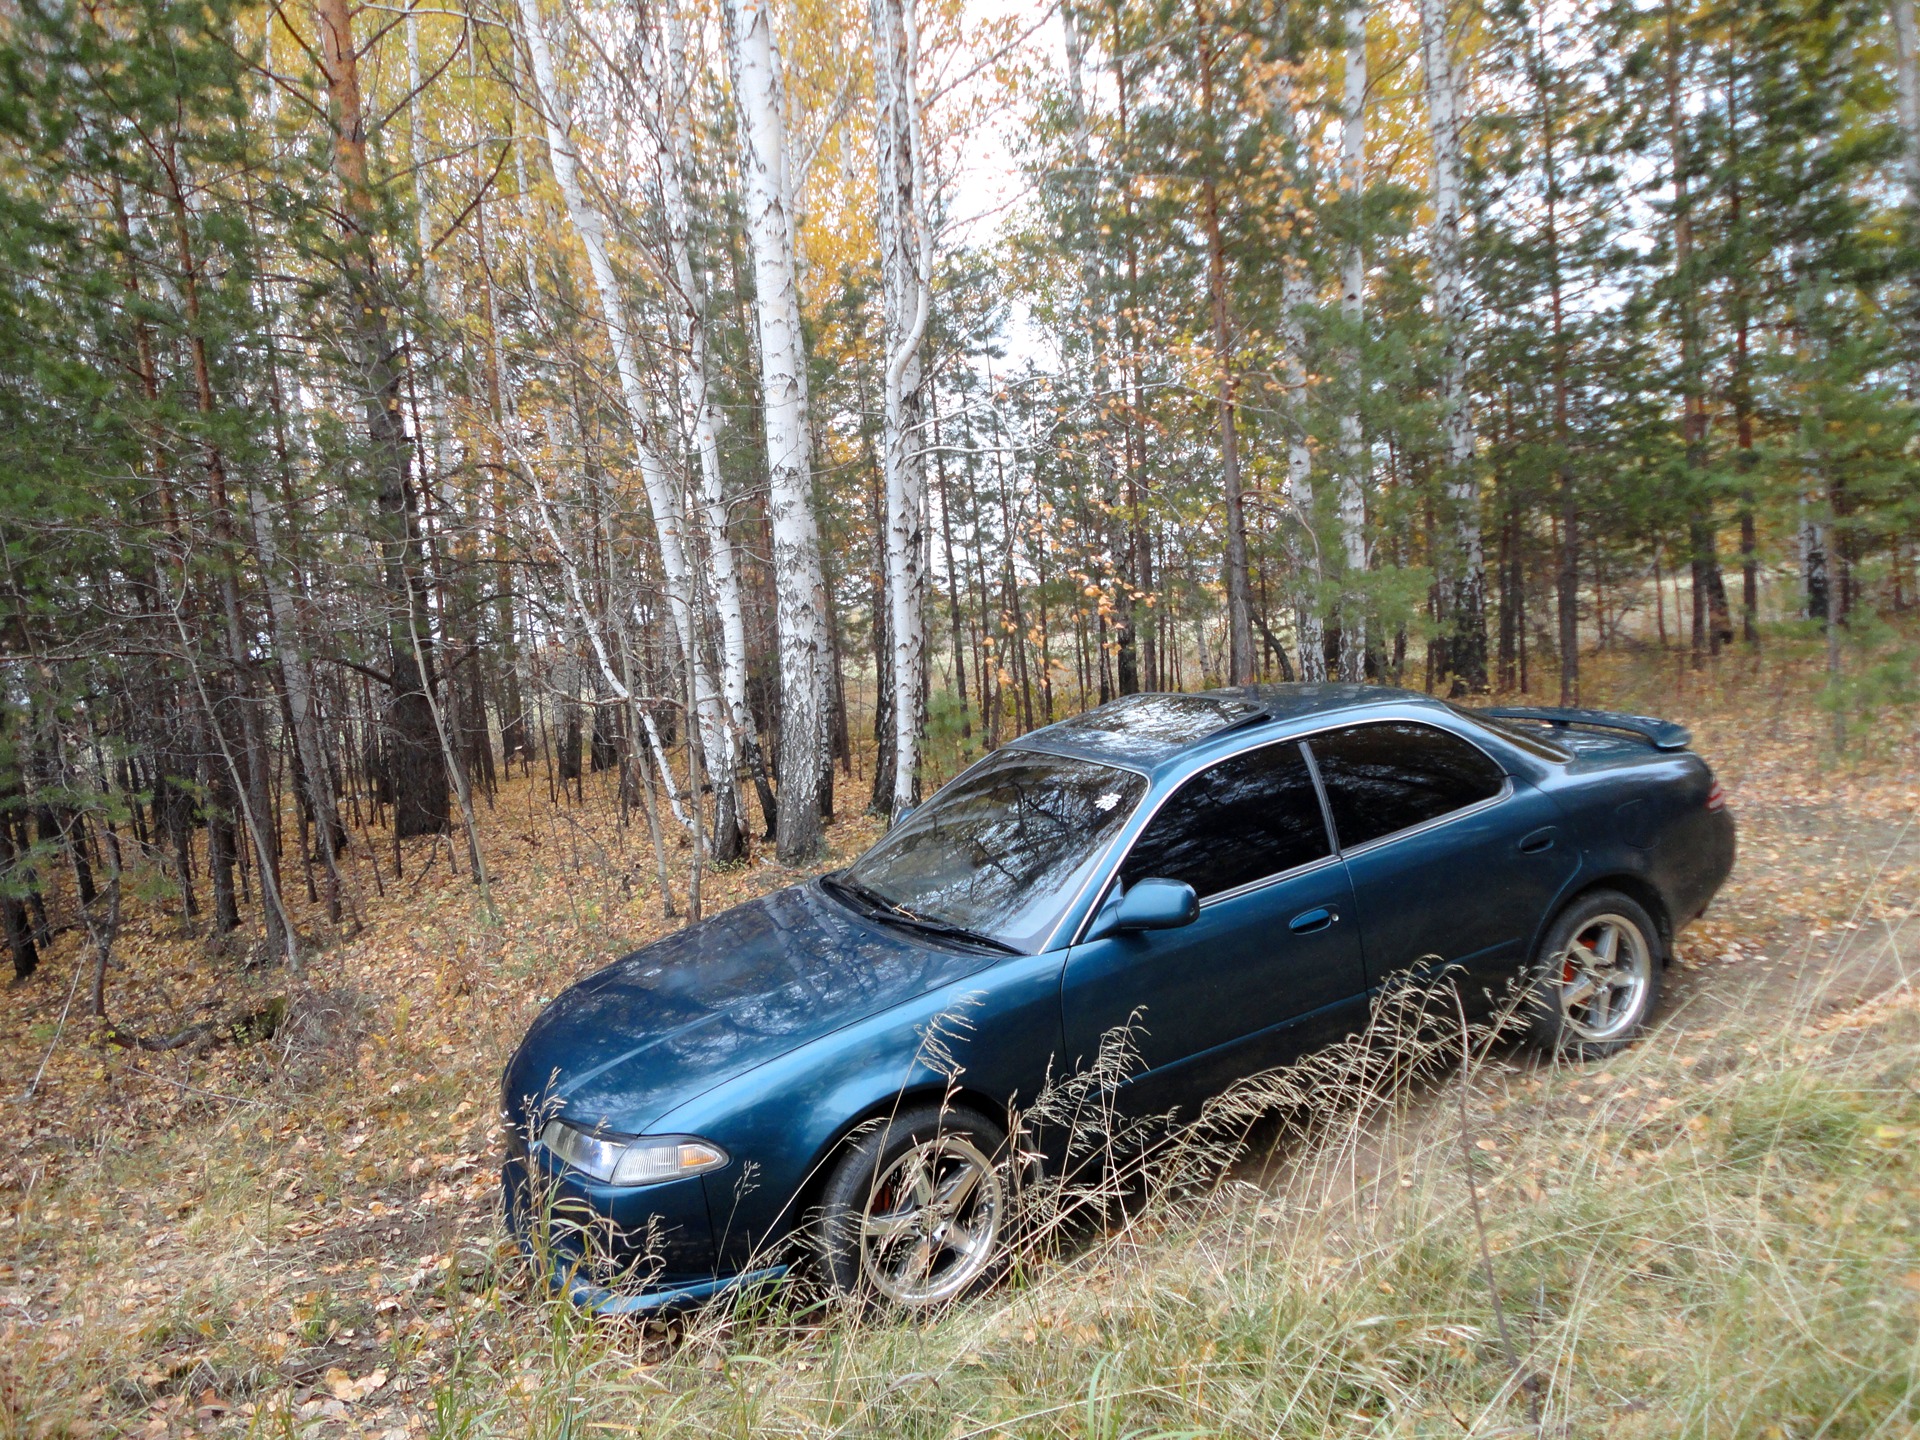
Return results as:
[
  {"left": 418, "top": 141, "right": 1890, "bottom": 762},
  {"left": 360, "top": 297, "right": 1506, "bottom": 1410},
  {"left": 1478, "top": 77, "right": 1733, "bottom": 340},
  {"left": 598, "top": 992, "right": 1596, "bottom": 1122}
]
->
[{"left": 1083, "top": 877, "right": 1199, "bottom": 943}]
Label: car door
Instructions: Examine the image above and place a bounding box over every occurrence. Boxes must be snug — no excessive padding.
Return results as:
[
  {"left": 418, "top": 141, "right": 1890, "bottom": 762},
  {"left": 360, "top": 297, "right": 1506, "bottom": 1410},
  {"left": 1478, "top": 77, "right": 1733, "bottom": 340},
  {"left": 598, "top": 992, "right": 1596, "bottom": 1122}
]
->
[
  {"left": 1307, "top": 720, "right": 1578, "bottom": 1001},
  {"left": 1061, "top": 739, "right": 1369, "bottom": 1115}
]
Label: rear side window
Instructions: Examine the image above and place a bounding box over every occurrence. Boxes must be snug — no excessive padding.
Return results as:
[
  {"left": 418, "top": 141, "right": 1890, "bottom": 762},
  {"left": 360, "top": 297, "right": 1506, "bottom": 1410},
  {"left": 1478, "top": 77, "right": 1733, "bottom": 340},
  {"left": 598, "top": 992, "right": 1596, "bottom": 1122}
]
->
[
  {"left": 1121, "top": 741, "right": 1331, "bottom": 900},
  {"left": 1309, "top": 722, "right": 1506, "bottom": 850}
]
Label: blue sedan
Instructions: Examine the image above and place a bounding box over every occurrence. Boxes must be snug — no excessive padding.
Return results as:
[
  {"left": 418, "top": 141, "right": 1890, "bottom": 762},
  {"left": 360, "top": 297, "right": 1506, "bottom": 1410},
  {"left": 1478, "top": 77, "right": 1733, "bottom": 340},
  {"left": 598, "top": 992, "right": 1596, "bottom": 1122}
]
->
[{"left": 500, "top": 684, "right": 1734, "bottom": 1313}]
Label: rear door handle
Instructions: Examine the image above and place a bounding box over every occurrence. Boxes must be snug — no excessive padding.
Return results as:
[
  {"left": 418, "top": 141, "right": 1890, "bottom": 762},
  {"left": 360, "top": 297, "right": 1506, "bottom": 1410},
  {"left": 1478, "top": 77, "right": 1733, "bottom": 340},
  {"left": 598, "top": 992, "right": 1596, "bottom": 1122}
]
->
[
  {"left": 1519, "top": 827, "right": 1556, "bottom": 854},
  {"left": 1289, "top": 906, "right": 1337, "bottom": 935}
]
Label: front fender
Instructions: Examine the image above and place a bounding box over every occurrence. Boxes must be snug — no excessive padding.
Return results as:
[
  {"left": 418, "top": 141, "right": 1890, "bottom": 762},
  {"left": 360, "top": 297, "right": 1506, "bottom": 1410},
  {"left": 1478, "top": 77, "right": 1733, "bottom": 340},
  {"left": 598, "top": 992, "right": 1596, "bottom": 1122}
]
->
[{"left": 658, "top": 948, "right": 1069, "bottom": 1271}]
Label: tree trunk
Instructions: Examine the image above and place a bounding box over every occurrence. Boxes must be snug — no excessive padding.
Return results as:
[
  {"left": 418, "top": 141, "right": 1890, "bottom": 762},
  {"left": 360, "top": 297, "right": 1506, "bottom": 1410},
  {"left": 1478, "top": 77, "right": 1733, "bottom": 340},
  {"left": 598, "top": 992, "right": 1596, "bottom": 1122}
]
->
[
  {"left": 723, "top": 0, "right": 830, "bottom": 863},
  {"left": 872, "top": 0, "right": 933, "bottom": 812},
  {"left": 1419, "top": 0, "right": 1485, "bottom": 693},
  {"left": 655, "top": 2, "right": 759, "bottom": 858},
  {"left": 0, "top": 817, "right": 39, "bottom": 980},
  {"left": 315, "top": 0, "right": 448, "bottom": 839},
  {"left": 1336, "top": 2, "right": 1370, "bottom": 682},
  {"left": 933, "top": 398, "right": 970, "bottom": 735},
  {"left": 157, "top": 135, "right": 296, "bottom": 963},
  {"left": 406, "top": 3, "right": 455, "bottom": 544},
  {"left": 1663, "top": 0, "right": 1720, "bottom": 665},
  {"left": 1727, "top": 50, "right": 1759, "bottom": 647},
  {"left": 1532, "top": 8, "right": 1577, "bottom": 706},
  {"left": 515, "top": 0, "right": 739, "bottom": 857},
  {"left": 249, "top": 486, "right": 345, "bottom": 923},
  {"left": 1269, "top": 51, "right": 1326, "bottom": 682},
  {"left": 1197, "top": 2, "right": 1253, "bottom": 686}
]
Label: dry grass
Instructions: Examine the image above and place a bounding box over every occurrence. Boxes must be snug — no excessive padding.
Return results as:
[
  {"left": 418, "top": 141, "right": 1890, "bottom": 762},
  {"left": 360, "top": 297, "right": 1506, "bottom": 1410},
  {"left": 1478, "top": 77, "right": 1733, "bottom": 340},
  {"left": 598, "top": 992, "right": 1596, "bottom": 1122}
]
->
[{"left": 2, "top": 639, "right": 1917, "bottom": 1438}]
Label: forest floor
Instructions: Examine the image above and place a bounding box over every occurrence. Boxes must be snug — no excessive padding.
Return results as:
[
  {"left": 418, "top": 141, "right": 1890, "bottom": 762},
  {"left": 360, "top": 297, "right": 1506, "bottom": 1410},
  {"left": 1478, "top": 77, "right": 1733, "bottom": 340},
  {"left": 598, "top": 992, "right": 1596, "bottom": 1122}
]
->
[{"left": 2, "top": 638, "right": 1917, "bottom": 1438}]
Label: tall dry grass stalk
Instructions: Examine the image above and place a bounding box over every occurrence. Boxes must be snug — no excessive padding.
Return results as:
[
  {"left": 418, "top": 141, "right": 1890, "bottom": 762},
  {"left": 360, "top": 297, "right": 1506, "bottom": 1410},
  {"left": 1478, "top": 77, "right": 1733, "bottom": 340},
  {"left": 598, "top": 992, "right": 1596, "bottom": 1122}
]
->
[{"left": 480, "top": 920, "right": 1915, "bottom": 1440}]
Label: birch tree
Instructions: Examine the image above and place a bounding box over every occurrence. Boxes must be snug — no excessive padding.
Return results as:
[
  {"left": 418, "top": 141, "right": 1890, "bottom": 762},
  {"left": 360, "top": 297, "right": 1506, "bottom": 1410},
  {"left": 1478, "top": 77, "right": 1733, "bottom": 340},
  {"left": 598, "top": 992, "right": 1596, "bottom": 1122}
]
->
[
  {"left": 1196, "top": 0, "right": 1254, "bottom": 686},
  {"left": 872, "top": 0, "right": 933, "bottom": 813},
  {"left": 515, "top": 0, "right": 743, "bottom": 857},
  {"left": 1336, "top": 1, "right": 1370, "bottom": 682},
  {"left": 723, "top": 0, "right": 831, "bottom": 863},
  {"left": 646, "top": 1, "right": 776, "bottom": 840},
  {"left": 1420, "top": 0, "right": 1486, "bottom": 692},
  {"left": 1892, "top": 0, "right": 1920, "bottom": 399},
  {"left": 1895, "top": 0, "right": 1920, "bottom": 206}
]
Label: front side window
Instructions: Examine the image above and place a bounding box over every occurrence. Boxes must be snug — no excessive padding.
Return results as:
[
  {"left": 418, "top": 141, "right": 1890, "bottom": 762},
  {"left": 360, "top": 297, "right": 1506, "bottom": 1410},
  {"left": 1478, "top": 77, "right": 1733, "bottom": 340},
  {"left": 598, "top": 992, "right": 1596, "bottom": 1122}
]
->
[
  {"left": 841, "top": 749, "right": 1148, "bottom": 952},
  {"left": 1120, "top": 741, "right": 1331, "bottom": 900},
  {"left": 1309, "top": 721, "right": 1507, "bottom": 850}
]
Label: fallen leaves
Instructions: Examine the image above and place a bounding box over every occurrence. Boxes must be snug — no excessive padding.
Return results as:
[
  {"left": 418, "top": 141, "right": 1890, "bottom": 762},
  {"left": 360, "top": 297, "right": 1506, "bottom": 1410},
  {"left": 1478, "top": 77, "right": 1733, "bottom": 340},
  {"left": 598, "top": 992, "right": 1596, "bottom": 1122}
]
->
[{"left": 325, "top": 1365, "right": 389, "bottom": 1402}]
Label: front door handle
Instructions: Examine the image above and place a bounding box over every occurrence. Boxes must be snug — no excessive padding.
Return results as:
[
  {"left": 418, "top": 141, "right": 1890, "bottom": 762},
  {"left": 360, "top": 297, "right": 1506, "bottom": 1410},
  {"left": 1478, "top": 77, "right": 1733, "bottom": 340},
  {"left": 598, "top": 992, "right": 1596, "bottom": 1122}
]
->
[
  {"left": 1289, "top": 906, "right": 1337, "bottom": 935},
  {"left": 1519, "top": 827, "right": 1557, "bottom": 854}
]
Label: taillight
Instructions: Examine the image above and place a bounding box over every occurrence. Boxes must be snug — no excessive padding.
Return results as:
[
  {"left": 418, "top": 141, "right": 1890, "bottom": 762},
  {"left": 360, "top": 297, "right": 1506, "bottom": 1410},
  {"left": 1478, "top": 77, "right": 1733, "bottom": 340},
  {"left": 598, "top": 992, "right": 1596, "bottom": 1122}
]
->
[{"left": 1706, "top": 782, "right": 1726, "bottom": 812}]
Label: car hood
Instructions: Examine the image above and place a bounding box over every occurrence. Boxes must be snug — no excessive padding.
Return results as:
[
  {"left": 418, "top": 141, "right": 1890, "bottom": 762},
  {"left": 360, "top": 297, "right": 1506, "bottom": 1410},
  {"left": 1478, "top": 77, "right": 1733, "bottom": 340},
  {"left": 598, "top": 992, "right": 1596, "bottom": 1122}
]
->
[{"left": 502, "top": 880, "right": 1002, "bottom": 1135}]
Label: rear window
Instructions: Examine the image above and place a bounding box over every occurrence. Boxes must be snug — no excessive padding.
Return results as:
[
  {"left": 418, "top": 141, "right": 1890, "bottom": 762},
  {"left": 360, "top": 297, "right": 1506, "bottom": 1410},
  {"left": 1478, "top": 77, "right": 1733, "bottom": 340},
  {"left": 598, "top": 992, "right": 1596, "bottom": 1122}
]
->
[
  {"left": 1446, "top": 705, "right": 1574, "bottom": 762},
  {"left": 1309, "top": 722, "right": 1508, "bottom": 850}
]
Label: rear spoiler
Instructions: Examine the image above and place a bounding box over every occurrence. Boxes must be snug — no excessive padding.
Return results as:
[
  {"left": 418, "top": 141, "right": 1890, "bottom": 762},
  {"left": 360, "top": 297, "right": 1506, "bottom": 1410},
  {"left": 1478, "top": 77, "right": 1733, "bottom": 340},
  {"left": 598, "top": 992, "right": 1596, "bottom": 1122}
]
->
[{"left": 1481, "top": 706, "right": 1692, "bottom": 752}]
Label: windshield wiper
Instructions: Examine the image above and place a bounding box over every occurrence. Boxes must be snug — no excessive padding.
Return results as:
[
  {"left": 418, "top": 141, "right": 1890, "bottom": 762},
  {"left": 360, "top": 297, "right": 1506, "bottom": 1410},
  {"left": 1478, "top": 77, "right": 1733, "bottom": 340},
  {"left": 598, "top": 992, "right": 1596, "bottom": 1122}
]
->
[
  {"left": 874, "top": 912, "right": 1019, "bottom": 954},
  {"left": 822, "top": 874, "right": 1018, "bottom": 954},
  {"left": 822, "top": 872, "right": 896, "bottom": 914}
]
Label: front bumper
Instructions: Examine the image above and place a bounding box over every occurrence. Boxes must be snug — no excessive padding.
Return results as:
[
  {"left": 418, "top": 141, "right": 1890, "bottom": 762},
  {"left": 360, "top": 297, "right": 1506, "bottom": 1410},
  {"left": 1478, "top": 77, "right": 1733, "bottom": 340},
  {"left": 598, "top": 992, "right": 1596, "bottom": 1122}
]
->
[
  {"left": 547, "top": 1254, "right": 791, "bottom": 1317},
  {"left": 501, "top": 1155, "right": 785, "bottom": 1317}
]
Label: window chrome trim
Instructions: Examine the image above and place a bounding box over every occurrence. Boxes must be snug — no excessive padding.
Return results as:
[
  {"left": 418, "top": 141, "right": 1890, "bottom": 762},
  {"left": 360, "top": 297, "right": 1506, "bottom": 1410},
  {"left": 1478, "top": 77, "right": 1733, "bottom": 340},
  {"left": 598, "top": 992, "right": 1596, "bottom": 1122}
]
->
[
  {"left": 1062, "top": 711, "right": 1518, "bottom": 948},
  {"left": 1194, "top": 850, "right": 1347, "bottom": 910},
  {"left": 1325, "top": 778, "right": 1512, "bottom": 861}
]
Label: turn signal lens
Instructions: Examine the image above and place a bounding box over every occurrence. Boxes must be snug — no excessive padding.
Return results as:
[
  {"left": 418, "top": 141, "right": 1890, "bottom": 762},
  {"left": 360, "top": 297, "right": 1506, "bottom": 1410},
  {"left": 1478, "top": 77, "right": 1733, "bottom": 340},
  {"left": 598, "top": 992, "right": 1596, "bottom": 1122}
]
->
[
  {"left": 610, "top": 1138, "right": 728, "bottom": 1186},
  {"left": 1706, "top": 783, "right": 1726, "bottom": 812}
]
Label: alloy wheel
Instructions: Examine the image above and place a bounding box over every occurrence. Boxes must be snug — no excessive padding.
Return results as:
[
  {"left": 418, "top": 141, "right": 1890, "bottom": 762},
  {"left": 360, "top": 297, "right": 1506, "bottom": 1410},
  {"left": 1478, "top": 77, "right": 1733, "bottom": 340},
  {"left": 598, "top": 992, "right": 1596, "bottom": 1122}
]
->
[
  {"left": 1556, "top": 912, "right": 1653, "bottom": 1044},
  {"left": 857, "top": 1132, "right": 1005, "bottom": 1306}
]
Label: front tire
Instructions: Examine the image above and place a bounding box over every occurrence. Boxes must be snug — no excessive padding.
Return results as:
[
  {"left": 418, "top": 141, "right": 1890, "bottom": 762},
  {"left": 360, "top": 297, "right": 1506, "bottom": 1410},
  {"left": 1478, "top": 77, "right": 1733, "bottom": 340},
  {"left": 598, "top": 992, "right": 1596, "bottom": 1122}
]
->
[
  {"left": 1524, "top": 890, "right": 1662, "bottom": 1060},
  {"left": 816, "top": 1103, "right": 1011, "bottom": 1309}
]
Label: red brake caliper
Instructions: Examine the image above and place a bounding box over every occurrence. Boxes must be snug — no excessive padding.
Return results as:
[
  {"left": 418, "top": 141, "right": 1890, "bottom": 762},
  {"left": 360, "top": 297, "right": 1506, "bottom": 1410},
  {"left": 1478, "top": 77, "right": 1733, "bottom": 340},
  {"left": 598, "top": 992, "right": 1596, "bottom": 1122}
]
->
[{"left": 1562, "top": 942, "right": 1580, "bottom": 985}]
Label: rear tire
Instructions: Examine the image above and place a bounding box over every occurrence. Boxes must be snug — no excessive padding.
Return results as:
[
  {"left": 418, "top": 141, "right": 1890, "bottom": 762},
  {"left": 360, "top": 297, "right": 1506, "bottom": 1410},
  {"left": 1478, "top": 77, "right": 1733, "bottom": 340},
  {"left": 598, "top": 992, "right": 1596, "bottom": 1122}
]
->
[{"left": 1523, "top": 890, "right": 1662, "bottom": 1060}]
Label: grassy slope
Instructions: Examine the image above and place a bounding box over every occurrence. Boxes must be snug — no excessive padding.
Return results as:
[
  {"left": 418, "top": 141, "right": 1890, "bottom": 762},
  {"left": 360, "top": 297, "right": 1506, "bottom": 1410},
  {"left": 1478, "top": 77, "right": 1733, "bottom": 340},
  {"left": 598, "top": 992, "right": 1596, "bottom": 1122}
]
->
[{"left": 1, "top": 642, "right": 1916, "bottom": 1438}]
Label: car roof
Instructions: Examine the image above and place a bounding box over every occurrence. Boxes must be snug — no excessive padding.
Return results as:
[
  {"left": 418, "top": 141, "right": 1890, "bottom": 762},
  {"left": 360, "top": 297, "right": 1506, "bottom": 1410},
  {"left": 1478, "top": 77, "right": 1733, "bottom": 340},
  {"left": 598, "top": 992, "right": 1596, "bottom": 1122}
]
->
[{"left": 1008, "top": 683, "right": 1442, "bottom": 772}]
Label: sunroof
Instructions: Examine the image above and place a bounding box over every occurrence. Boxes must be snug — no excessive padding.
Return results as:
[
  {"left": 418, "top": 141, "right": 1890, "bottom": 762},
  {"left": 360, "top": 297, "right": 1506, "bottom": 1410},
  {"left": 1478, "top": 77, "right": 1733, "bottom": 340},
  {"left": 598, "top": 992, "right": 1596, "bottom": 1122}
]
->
[{"left": 1039, "top": 692, "right": 1264, "bottom": 757}]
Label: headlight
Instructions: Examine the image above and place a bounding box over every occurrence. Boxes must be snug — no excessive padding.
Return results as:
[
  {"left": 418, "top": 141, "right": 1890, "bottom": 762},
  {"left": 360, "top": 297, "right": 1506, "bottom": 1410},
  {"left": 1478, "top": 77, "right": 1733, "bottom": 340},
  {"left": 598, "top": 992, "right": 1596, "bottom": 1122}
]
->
[{"left": 538, "top": 1120, "right": 728, "bottom": 1187}]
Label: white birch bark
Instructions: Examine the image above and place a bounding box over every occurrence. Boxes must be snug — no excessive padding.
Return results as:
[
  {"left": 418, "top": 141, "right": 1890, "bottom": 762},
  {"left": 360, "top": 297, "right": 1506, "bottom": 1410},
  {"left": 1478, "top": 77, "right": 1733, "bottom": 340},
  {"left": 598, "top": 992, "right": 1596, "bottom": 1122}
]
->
[
  {"left": 1420, "top": 0, "right": 1485, "bottom": 689},
  {"left": 648, "top": 3, "right": 761, "bottom": 818},
  {"left": 873, "top": 0, "right": 932, "bottom": 814},
  {"left": 516, "top": 0, "right": 732, "bottom": 844},
  {"left": 723, "top": 0, "right": 830, "bottom": 862},
  {"left": 1896, "top": 0, "right": 1920, "bottom": 203},
  {"left": 249, "top": 37, "right": 351, "bottom": 918},
  {"left": 1336, "top": 3, "right": 1370, "bottom": 682},
  {"left": 1893, "top": 0, "right": 1920, "bottom": 422}
]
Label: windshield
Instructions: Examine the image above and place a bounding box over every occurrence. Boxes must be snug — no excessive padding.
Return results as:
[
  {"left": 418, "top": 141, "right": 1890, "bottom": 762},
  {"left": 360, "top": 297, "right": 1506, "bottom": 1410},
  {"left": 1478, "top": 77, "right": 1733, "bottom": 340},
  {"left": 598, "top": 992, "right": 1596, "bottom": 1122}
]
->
[{"left": 839, "top": 749, "right": 1149, "bottom": 953}]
